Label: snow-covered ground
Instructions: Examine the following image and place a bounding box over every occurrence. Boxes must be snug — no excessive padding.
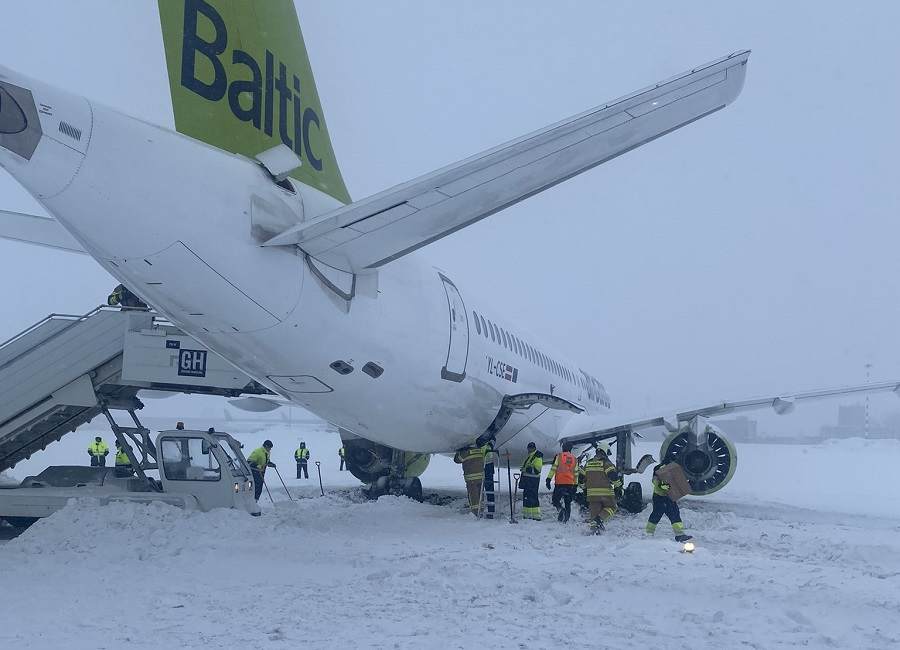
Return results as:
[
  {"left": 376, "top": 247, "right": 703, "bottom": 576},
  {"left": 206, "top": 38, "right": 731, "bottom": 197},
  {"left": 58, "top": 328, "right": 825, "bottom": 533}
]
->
[{"left": 2, "top": 432, "right": 899, "bottom": 649}]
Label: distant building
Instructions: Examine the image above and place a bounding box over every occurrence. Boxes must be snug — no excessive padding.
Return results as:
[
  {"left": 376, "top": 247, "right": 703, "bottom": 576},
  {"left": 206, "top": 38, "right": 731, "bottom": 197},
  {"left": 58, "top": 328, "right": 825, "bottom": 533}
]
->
[
  {"left": 819, "top": 404, "right": 895, "bottom": 440},
  {"left": 839, "top": 405, "right": 865, "bottom": 428},
  {"left": 711, "top": 416, "right": 758, "bottom": 442}
]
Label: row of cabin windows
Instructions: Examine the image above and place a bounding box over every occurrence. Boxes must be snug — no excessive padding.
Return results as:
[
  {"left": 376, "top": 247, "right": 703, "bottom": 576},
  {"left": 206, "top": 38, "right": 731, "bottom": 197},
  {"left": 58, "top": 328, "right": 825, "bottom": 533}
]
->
[{"left": 472, "top": 309, "right": 583, "bottom": 389}]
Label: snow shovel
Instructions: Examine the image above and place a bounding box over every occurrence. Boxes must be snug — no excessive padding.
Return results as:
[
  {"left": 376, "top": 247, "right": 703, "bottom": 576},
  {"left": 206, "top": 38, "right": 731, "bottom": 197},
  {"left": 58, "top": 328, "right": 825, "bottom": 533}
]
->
[
  {"left": 505, "top": 453, "right": 518, "bottom": 524},
  {"left": 264, "top": 480, "right": 275, "bottom": 505},
  {"left": 273, "top": 466, "right": 294, "bottom": 501},
  {"left": 512, "top": 473, "right": 521, "bottom": 518},
  {"left": 314, "top": 461, "right": 325, "bottom": 496}
]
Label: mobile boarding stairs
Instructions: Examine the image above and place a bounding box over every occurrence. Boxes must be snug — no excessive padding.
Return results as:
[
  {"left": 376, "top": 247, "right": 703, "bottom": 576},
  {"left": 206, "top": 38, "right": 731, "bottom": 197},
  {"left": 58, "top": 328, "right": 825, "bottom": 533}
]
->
[{"left": 0, "top": 305, "right": 270, "bottom": 474}]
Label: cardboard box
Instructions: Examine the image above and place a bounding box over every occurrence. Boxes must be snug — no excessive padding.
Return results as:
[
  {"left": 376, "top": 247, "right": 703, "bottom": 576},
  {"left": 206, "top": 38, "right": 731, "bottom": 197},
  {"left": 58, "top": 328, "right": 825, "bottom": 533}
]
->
[{"left": 657, "top": 463, "right": 692, "bottom": 501}]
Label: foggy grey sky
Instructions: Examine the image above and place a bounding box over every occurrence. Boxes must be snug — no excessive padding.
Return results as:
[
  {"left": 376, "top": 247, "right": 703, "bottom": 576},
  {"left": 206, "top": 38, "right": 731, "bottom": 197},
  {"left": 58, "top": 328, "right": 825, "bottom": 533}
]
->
[{"left": 1, "top": 1, "right": 899, "bottom": 435}]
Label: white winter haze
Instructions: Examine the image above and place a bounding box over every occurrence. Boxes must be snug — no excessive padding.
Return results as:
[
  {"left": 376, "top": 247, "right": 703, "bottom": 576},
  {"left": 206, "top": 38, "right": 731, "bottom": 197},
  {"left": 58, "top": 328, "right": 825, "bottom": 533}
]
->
[
  {"left": 2, "top": 4, "right": 900, "bottom": 648},
  {"left": 1, "top": 1, "right": 899, "bottom": 435}
]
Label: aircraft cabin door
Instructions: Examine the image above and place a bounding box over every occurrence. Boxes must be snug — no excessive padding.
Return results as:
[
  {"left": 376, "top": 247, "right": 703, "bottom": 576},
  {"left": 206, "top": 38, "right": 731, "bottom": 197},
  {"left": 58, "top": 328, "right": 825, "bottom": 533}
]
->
[{"left": 438, "top": 272, "right": 469, "bottom": 382}]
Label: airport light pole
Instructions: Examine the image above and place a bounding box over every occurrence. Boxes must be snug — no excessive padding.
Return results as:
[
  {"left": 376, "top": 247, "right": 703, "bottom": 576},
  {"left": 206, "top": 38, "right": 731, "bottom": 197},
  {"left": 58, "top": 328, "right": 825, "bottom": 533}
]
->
[{"left": 865, "top": 362, "right": 872, "bottom": 439}]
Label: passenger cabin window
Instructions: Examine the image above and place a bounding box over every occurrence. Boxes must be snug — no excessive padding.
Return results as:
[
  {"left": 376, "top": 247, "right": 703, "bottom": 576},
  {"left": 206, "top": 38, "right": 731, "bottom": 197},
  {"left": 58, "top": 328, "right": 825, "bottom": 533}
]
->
[
  {"left": 473, "top": 311, "right": 481, "bottom": 336},
  {"left": 480, "top": 315, "right": 487, "bottom": 337},
  {"left": 488, "top": 321, "right": 496, "bottom": 343}
]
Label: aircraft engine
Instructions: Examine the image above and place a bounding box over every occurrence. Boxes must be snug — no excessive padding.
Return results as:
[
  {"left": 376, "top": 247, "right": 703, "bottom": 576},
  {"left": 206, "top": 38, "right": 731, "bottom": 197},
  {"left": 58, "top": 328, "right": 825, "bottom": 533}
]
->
[{"left": 659, "top": 422, "right": 737, "bottom": 495}]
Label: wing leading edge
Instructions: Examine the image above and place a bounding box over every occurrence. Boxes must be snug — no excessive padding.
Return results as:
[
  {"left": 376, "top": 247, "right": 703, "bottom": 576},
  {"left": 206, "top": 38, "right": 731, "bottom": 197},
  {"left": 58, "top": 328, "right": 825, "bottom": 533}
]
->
[
  {"left": 266, "top": 50, "right": 751, "bottom": 272},
  {"left": 560, "top": 380, "right": 900, "bottom": 446}
]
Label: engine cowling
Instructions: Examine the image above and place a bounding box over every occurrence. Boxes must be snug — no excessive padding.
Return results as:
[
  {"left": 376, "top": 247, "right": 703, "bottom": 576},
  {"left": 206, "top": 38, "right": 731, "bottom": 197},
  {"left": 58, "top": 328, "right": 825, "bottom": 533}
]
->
[{"left": 659, "top": 423, "right": 737, "bottom": 495}]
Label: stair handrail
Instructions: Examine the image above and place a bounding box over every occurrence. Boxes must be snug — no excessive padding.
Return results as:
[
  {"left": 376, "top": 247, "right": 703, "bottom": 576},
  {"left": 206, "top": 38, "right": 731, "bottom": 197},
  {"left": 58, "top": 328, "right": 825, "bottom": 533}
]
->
[{"left": 0, "top": 305, "right": 149, "bottom": 373}]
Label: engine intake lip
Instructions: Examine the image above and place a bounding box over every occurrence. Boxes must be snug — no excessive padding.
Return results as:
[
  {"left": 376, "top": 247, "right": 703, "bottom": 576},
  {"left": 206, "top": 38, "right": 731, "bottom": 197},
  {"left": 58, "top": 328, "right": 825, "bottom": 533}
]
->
[
  {"left": 0, "top": 85, "right": 27, "bottom": 134},
  {"left": 661, "top": 429, "right": 738, "bottom": 496},
  {"left": 0, "top": 81, "right": 41, "bottom": 160}
]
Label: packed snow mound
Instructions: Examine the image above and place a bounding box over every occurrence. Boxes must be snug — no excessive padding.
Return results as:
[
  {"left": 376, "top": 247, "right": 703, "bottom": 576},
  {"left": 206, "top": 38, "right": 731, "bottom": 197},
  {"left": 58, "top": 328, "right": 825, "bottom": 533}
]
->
[
  {"left": 8, "top": 492, "right": 440, "bottom": 559},
  {"left": 7, "top": 498, "right": 255, "bottom": 559},
  {"left": 3, "top": 439, "right": 900, "bottom": 648},
  {"left": 4, "top": 488, "right": 900, "bottom": 649},
  {"left": 0, "top": 471, "right": 16, "bottom": 486}
]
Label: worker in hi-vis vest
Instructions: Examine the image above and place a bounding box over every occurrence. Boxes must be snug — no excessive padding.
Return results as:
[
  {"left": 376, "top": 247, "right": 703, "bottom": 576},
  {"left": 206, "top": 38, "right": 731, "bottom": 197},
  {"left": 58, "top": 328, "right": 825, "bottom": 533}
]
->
[
  {"left": 454, "top": 443, "right": 492, "bottom": 516},
  {"left": 584, "top": 449, "right": 619, "bottom": 533},
  {"left": 295, "top": 442, "right": 310, "bottom": 479},
  {"left": 546, "top": 441, "right": 578, "bottom": 522},
  {"left": 247, "top": 440, "right": 276, "bottom": 501},
  {"left": 114, "top": 441, "right": 133, "bottom": 477},
  {"left": 519, "top": 442, "right": 543, "bottom": 520},
  {"left": 87, "top": 436, "right": 110, "bottom": 467}
]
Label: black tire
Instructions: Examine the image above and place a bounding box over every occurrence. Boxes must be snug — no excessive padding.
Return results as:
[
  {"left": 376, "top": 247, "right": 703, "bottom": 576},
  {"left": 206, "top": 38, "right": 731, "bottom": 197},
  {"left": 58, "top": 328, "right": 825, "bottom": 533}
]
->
[
  {"left": 366, "top": 475, "right": 391, "bottom": 500},
  {"left": 619, "top": 481, "right": 644, "bottom": 514},
  {"left": 402, "top": 477, "right": 423, "bottom": 502}
]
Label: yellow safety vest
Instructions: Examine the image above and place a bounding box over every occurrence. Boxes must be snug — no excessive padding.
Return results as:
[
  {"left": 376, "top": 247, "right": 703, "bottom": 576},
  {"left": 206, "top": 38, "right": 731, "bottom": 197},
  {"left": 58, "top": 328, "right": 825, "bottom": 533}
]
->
[
  {"left": 520, "top": 451, "right": 543, "bottom": 476},
  {"left": 454, "top": 446, "right": 486, "bottom": 482},
  {"left": 248, "top": 447, "right": 271, "bottom": 473},
  {"left": 88, "top": 441, "right": 109, "bottom": 456}
]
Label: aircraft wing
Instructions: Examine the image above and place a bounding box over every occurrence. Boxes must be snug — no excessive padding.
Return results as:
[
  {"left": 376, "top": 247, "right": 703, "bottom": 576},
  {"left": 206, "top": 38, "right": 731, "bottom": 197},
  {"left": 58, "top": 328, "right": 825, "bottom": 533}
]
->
[
  {"left": 0, "top": 209, "right": 87, "bottom": 253},
  {"left": 561, "top": 380, "right": 900, "bottom": 445},
  {"left": 264, "top": 51, "right": 751, "bottom": 272}
]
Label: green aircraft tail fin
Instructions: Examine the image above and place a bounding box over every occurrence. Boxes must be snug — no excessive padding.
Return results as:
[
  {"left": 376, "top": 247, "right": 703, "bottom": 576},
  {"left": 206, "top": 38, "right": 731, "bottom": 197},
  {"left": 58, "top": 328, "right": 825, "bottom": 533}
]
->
[{"left": 157, "top": 0, "right": 350, "bottom": 203}]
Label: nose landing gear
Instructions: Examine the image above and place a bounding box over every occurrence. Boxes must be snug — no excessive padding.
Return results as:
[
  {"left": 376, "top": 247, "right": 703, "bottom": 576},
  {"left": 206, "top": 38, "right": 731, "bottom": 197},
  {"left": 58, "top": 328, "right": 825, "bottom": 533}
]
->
[
  {"left": 343, "top": 440, "right": 428, "bottom": 502},
  {"left": 367, "top": 475, "right": 423, "bottom": 502}
]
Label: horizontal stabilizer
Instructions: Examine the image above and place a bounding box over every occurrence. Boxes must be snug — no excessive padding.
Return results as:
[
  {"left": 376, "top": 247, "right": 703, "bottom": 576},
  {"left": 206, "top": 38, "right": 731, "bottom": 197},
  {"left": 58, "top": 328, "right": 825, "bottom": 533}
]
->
[
  {"left": 266, "top": 51, "right": 750, "bottom": 271},
  {"left": 0, "top": 209, "right": 86, "bottom": 253}
]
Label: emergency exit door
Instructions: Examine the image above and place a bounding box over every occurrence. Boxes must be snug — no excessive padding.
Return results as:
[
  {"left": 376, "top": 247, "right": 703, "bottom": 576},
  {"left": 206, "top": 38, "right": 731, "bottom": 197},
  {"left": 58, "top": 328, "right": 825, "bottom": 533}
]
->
[{"left": 439, "top": 272, "right": 469, "bottom": 382}]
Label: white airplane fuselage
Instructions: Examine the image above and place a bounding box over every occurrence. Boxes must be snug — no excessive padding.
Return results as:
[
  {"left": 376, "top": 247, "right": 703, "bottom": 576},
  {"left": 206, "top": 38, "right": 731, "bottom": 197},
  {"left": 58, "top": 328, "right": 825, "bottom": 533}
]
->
[{"left": 0, "top": 68, "right": 609, "bottom": 461}]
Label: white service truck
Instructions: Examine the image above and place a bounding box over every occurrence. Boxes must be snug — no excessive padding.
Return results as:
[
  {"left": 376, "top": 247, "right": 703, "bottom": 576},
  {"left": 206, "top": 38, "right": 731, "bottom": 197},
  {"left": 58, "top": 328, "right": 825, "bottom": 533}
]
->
[{"left": 0, "top": 429, "right": 260, "bottom": 528}]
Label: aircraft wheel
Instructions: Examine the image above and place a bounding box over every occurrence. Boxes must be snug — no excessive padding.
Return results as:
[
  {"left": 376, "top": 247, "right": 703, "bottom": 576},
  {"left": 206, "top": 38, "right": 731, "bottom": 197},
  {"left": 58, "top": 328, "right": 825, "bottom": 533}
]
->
[
  {"left": 367, "top": 475, "right": 390, "bottom": 500},
  {"left": 619, "top": 481, "right": 644, "bottom": 514},
  {"left": 402, "top": 477, "right": 423, "bottom": 502}
]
